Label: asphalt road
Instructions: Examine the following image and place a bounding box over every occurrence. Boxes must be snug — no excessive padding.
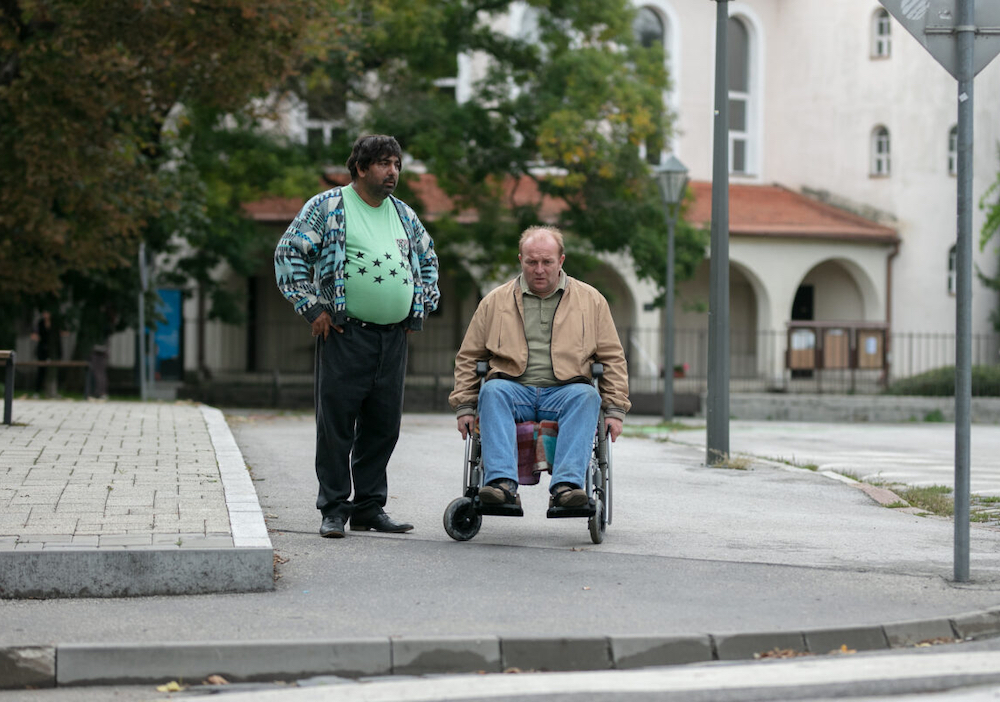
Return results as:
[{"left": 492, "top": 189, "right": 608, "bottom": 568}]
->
[{"left": 6, "top": 411, "right": 1000, "bottom": 702}]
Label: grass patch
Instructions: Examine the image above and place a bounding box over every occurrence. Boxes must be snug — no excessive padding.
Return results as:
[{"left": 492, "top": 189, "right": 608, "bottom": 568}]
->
[
  {"left": 623, "top": 421, "right": 702, "bottom": 437},
  {"left": 923, "top": 409, "right": 945, "bottom": 423},
  {"left": 896, "top": 485, "right": 953, "bottom": 517},
  {"left": 708, "top": 451, "right": 753, "bottom": 470}
]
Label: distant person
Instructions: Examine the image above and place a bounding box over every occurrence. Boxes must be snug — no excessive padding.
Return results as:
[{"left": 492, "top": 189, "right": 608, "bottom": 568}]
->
[
  {"left": 88, "top": 308, "right": 116, "bottom": 400},
  {"left": 30, "top": 311, "right": 57, "bottom": 397},
  {"left": 274, "top": 135, "right": 440, "bottom": 539},
  {"left": 449, "top": 226, "right": 629, "bottom": 509}
]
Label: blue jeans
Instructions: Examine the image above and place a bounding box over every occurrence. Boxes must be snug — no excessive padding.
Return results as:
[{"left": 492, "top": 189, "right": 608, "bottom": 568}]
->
[{"left": 478, "top": 379, "right": 601, "bottom": 491}]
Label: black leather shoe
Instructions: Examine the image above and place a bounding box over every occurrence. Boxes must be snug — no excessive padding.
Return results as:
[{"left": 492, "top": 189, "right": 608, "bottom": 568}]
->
[
  {"left": 349, "top": 513, "right": 413, "bottom": 533},
  {"left": 320, "top": 515, "right": 346, "bottom": 538}
]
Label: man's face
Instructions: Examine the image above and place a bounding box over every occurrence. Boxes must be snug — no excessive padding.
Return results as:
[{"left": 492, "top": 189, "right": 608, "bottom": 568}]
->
[
  {"left": 519, "top": 232, "right": 565, "bottom": 297},
  {"left": 356, "top": 153, "right": 401, "bottom": 202}
]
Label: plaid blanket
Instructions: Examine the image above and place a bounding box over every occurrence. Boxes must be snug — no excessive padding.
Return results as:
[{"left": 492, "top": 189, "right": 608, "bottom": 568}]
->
[{"left": 515, "top": 420, "right": 558, "bottom": 485}]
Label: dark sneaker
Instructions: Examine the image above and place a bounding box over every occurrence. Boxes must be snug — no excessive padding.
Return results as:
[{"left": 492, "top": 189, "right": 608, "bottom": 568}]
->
[
  {"left": 550, "top": 483, "right": 588, "bottom": 508},
  {"left": 479, "top": 479, "right": 520, "bottom": 506}
]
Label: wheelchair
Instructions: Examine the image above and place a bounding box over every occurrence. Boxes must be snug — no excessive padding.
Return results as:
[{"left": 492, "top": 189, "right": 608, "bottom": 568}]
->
[{"left": 443, "top": 361, "right": 613, "bottom": 544}]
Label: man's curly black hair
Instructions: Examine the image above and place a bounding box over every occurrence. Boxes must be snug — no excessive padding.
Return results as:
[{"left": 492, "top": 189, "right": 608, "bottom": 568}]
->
[{"left": 346, "top": 135, "right": 402, "bottom": 180}]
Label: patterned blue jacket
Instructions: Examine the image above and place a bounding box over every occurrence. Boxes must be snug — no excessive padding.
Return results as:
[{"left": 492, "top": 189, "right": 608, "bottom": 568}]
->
[{"left": 274, "top": 186, "right": 440, "bottom": 330}]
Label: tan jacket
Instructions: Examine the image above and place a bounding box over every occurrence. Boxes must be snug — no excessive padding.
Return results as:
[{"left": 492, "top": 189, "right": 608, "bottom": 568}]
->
[{"left": 449, "top": 275, "right": 630, "bottom": 420}]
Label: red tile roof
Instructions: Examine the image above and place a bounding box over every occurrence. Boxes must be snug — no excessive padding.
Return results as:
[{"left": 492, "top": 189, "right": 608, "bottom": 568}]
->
[
  {"left": 246, "top": 175, "right": 897, "bottom": 245},
  {"left": 687, "top": 181, "right": 898, "bottom": 243}
]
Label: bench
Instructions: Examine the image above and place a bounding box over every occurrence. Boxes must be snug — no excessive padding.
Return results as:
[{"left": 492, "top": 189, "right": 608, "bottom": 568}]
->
[
  {"left": 15, "top": 359, "right": 90, "bottom": 399},
  {"left": 0, "top": 350, "right": 14, "bottom": 425}
]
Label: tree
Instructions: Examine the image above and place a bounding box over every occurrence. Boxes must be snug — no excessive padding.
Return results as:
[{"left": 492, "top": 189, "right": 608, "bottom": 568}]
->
[
  {"left": 0, "top": 0, "right": 334, "bottom": 348},
  {"left": 981, "top": 155, "right": 1000, "bottom": 331},
  {"left": 298, "top": 0, "right": 706, "bottom": 296}
]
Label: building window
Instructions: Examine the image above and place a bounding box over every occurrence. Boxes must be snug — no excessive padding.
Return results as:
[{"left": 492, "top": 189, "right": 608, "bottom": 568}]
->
[
  {"left": 632, "top": 6, "right": 666, "bottom": 165},
  {"left": 728, "top": 17, "right": 750, "bottom": 174},
  {"left": 948, "top": 125, "right": 958, "bottom": 176},
  {"left": 871, "top": 126, "right": 891, "bottom": 176},
  {"left": 948, "top": 245, "right": 957, "bottom": 295},
  {"left": 872, "top": 9, "right": 891, "bottom": 58}
]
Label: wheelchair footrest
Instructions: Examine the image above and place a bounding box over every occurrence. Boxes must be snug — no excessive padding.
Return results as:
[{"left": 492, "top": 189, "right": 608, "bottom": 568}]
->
[
  {"left": 474, "top": 497, "right": 524, "bottom": 517},
  {"left": 546, "top": 499, "right": 597, "bottom": 519}
]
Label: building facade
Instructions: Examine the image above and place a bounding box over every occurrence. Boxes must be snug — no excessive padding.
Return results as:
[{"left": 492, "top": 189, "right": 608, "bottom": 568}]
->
[{"left": 46, "top": 0, "right": 1000, "bottom": 403}]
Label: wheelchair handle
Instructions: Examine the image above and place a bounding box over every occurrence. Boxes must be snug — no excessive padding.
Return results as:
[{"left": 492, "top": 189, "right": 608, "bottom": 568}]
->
[
  {"left": 475, "top": 360, "right": 489, "bottom": 378},
  {"left": 591, "top": 362, "right": 604, "bottom": 379}
]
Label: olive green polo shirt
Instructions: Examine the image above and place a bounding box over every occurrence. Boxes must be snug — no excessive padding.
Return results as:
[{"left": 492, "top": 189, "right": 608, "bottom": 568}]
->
[{"left": 518, "top": 270, "right": 567, "bottom": 387}]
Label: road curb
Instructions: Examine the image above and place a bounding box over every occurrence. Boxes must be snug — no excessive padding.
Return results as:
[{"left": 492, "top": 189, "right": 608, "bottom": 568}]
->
[{"left": 3, "top": 608, "right": 997, "bottom": 690}]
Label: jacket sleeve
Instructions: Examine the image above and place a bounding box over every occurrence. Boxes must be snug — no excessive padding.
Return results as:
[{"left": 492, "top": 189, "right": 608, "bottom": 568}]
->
[
  {"left": 449, "top": 299, "right": 490, "bottom": 415},
  {"left": 413, "top": 214, "right": 440, "bottom": 314},
  {"left": 274, "top": 195, "right": 327, "bottom": 323},
  {"left": 594, "top": 298, "right": 631, "bottom": 418}
]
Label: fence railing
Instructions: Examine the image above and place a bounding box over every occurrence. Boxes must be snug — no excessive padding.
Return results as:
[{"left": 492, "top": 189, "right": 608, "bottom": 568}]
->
[{"left": 203, "top": 321, "right": 1000, "bottom": 396}]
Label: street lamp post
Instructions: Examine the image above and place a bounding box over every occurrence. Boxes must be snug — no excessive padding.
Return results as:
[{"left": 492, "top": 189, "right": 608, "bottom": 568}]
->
[{"left": 654, "top": 155, "right": 689, "bottom": 422}]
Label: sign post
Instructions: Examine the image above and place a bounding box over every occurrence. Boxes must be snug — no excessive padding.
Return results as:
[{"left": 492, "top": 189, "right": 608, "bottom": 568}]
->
[{"left": 879, "top": 0, "right": 1000, "bottom": 582}]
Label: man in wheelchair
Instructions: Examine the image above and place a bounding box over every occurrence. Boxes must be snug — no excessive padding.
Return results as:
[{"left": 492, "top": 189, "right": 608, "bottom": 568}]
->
[{"left": 449, "top": 225, "right": 629, "bottom": 511}]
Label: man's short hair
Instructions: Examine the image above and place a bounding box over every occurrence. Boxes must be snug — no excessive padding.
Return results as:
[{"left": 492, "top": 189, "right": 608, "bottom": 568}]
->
[
  {"left": 346, "top": 135, "right": 402, "bottom": 180},
  {"left": 519, "top": 226, "right": 565, "bottom": 257}
]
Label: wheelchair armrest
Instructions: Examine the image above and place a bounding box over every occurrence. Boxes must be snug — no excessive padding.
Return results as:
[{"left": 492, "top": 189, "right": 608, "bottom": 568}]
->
[
  {"left": 475, "top": 360, "right": 489, "bottom": 378},
  {"left": 591, "top": 362, "right": 604, "bottom": 379}
]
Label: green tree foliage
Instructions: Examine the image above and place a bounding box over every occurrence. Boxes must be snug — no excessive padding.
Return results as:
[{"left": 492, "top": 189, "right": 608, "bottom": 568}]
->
[
  {"left": 980, "top": 154, "right": 1000, "bottom": 331},
  {"left": 0, "top": 0, "right": 329, "bottom": 346},
  {"left": 302, "top": 0, "right": 706, "bottom": 294}
]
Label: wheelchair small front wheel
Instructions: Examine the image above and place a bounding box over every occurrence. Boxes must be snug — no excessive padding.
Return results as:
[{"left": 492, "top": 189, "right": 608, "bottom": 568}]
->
[
  {"left": 588, "top": 496, "right": 606, "bottom": 544},
  {"left": 444, "top": 497, "right": 482, "bottom": 541}
]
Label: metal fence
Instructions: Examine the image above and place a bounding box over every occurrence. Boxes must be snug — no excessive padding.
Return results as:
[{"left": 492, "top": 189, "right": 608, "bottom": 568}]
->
[{"left": 205, "top": 321, "right": 1000, "bottom": 396}]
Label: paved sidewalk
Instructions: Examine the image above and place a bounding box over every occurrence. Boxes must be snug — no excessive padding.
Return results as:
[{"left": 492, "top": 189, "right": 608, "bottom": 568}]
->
[{"left": 0, "top": 400, "right": 272, "bottom": 598}]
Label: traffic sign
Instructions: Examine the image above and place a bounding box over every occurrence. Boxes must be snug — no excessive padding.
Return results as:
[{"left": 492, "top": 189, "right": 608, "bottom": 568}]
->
[{"left": 879, "top": 0, "right": 1000, "bottom": 78}]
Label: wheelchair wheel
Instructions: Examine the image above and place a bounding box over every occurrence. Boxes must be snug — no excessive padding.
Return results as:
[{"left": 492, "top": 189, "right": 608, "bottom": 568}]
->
[
  {"left": 588, "top": 496, "right": 606, "bottom": 544},
  {"left": 444, "top": 497, "right": 482, "bottom": 541}
]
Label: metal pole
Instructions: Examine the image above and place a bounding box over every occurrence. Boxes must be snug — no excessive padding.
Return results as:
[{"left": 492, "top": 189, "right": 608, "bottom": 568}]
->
[
  {"left": 707, "top": 0, "right": 730, "bottom": 465},
  {"left": 664, "top": 207, "right": 676, "bottom": 421},
  {"left": 138, "top": 242, "right": 147, "bottom": 402},
  {"left": 954, "top": 0, "right": 974, "bottom": 583}
]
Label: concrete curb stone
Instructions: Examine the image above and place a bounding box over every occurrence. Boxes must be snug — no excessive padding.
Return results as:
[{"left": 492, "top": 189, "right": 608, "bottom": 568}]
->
[
  {"left": 803, "top": 625, "right": 889, "bottom": 654},
  {"left": 391, "top": 636, "right": 500, "bottom": 675},
  {"left": 5, "top": 607, "right": 1000, "bottom": 690},
  {"left": 501, "top": 636, "right": 612, "bottom": 672},
  {"left": 713, "top": 631, "right": 807, "bottom": 660},
  {"left": 952, "top": 609, "right": 1000, "bottom": 640},
  {"left": 55, "top": 640, "right": 391, "bottom": 687},
  {"left": 884, "top": 617, "right": 958, "bottom": 647},
  {"left": 609, "top": 634, "right": 714, "bottom": 669},
  {"left": 0, "top": 647, "right": 55, "bottom": 690}
]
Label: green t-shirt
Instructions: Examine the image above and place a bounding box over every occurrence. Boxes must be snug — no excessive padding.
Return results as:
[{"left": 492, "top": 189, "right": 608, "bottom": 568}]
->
[{"left": 341, "top": 184, "right": 414, "bottom": 324}]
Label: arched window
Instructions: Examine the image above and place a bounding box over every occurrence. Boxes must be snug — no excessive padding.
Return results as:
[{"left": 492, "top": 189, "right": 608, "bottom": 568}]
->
[
  {"left": 632, "top": 6, "right": 666, "bottom": 164},
  {"left": 948, "top": 125, "right": 958, "bottom": 176},
  {"left": 872, "top": 9, "right": 891, "bottom": 58},
  {"left": 871, "top": 126, "right": 891, "bottom": 176},
  {"left": 633, "top": 6, "right": 664, "bottom": 49},
  {"left": 728, "top": 17, "right": 750, "bottom": 174}
]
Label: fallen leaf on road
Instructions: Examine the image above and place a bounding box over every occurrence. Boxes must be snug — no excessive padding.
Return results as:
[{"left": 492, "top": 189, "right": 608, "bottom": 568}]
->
[
  {"left": 204, "top": 674, "right": 229, "bottom": 685},
  {"left": 155, "top": 681, "right": 186, "bottom": 692},
  {"left": 754, "top": 648, "right": 812, "bottom": 660}
]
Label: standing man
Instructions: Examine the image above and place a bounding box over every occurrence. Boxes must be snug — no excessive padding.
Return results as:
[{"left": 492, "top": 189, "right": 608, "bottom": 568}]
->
[
  {"left": 275, "top": 135, "right": 439, "bottom": 538},
  {"left": 449, "top": 226, "right": 628, "bottom": 509}
]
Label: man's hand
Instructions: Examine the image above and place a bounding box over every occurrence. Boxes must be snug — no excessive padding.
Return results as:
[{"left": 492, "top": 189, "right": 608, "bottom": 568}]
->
[
  {"left": 310, "top": 311, "right": 341, "bottom": 339},
  {"left": 457, "top": 415, "right": 475, "bottom": 440},
  {"left": 605, "top": 416, "right": 623, "bottom": 442}
]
